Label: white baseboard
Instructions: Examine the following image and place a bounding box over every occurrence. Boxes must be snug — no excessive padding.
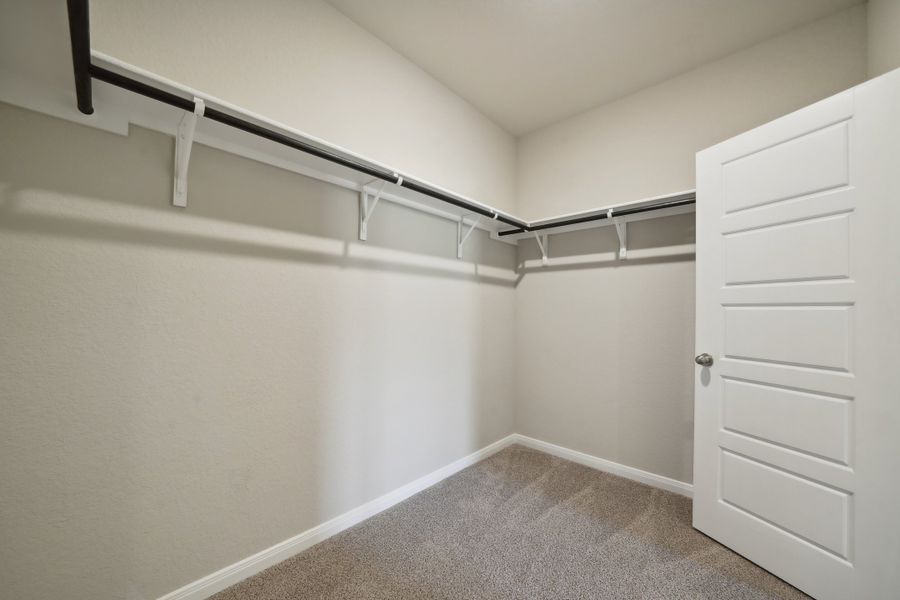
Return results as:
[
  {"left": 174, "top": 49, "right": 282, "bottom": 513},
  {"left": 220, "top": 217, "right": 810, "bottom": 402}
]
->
[
  {"left": 158, "top": 434, "right": 518, "bottom": 600},
  {"left": 158, "top": 432, "right": 691, "bottom": 599},
  {"left": 511, "top": 434, "right": 693, "bottom": 498}
]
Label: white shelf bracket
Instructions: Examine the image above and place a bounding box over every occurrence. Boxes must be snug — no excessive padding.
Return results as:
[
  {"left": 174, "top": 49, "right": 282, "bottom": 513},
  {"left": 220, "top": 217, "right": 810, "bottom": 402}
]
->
[
  {"left": 534, "top": 232, "right": 549, "bottom": 266},
  {"left": 358, "top": 180, "right": 388, "bottom": 241},
  {"left": 172, "top": 97, "right": 205, "bottom": 208},
  {"left": 456, "top": 216, "right": 481, "bottom": 259},
  {"left": 608, "top": 209, "right": 627, "bottom": 259}
]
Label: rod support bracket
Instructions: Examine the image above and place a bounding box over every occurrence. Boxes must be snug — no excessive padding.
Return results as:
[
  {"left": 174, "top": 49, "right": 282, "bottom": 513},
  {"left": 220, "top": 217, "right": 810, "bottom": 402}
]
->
[
  {"left": 359, "top": 180, "right": 388, "bottom": 241},
  {"left": 172, "top": 97, "right": 205, "bottom": 207},
  {"left": 608, "top": 209, "right": 627, "bottom": 259},
  {"left": 534, "top": 232, "right": 549, "bottom": 266},
  {"left": 457, "top": 216, "right": 481, "bottom": 259}
]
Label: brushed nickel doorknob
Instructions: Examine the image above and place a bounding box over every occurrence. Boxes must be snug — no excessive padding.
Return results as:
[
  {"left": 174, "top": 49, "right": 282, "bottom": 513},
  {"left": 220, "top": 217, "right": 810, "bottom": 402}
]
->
[{"left": 695, "top": 353, "right": 714, "bottom": 367}]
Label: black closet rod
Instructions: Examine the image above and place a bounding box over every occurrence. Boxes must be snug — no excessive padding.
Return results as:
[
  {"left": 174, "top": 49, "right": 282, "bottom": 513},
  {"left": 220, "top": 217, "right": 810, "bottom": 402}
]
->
[
  {"left": 496, "top": 194, "right": 696, "bottom": 237},
  {"left": 66, "top": 0, "right": 694, "bottom": 238},
  {"left": 65, "top": 0, "right": 527, "bottom": 230},
  {"left": 67, "top": 0, "right": 93, "bottom": 115}
]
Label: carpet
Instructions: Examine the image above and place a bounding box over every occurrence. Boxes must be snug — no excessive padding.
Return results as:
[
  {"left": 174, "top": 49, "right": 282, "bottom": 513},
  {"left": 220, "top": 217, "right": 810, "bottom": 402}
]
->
[{"left": 210, "top": 444, "right": 807, "bottom": 599}]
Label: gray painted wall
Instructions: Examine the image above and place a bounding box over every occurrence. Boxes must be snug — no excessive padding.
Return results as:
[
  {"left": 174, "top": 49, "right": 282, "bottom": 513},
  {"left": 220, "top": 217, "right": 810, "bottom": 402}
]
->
[
  {"left": 515, "top": 216, "right": 696, "bottom": 482},
  {"left": 0, "top": 103, "right": 516, "bottom": 600},
  {"left": 0, "top": 3, "right": 883, "bottom": 599},
  {"left": 515, "top": 6, "right": 867, "bottom": 219},
  {"left": 91, "top": 0, "right": 518, "bottom": 212},
  {"left": 513, "top": 6, "right": 868, "bottom": 485},
  {"left": 868, "top": 0, "right": 900, "bottom": 78}
]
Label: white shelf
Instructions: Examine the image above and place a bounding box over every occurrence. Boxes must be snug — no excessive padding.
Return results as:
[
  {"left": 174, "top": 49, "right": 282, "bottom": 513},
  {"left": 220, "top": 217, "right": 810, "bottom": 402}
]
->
[
  {"left": 1, "top": 50, "right": 696, "bottom": 248},
  {"left": 88, "top": 53, "right": 523, "bottom": 240},
  {"left": 498, "top": 189, "right": 696, "bottom": 242}
]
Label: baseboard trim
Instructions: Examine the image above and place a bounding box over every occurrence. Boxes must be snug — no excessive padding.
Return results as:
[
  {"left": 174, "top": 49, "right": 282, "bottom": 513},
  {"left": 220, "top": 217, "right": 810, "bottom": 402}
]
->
[
  {"left": 158, "top": 434, "right": 518, "bottom": 600},
  {"left": 158, "top": 432, "right": 691, "bottom": 599},
  {"left": 511, "top": 434, "right": 693, "bottom": 498}
]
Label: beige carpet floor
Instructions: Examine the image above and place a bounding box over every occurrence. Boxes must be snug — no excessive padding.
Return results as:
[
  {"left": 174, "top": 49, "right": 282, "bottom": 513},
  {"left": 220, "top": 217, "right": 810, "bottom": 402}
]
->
[{"left": 211, "top": 445, "right": 808, "bottom": 599}]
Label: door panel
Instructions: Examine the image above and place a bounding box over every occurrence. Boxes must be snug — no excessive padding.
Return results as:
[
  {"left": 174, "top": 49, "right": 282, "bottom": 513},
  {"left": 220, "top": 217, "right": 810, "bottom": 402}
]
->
[
  {"left": 694, "top": 71, "right": 900, "bottom": 599},
  {"left": 722, "top": 120, "right": 849, "bottom": 213},
  {"left": 723, "top": 305, "right": 852, "bottom": 370},
  {"left": 720, "top": 450, "right": 850, "bottom": 558},
  {"left": 717, "top": 429, "right": 854, "bottom": 493},
  {"left": 723, "top": 212, "right": 851, "bottom": 285},
  {"left": 721, "top": 378, "right": 851, "bottom": 464}
]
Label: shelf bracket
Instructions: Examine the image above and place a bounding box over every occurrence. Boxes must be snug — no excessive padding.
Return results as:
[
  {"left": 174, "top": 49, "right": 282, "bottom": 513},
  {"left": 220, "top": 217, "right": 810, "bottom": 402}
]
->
[
  {"left": 608, "top": 209, "right": 627, "bottom": 259},
  {"left": 172, "top": 97, "right": 205, "bottom": 208},
  {"left": 457, "top": 216, "right": 481, "bottom": 259},
  {"left": 358, "top": 180, "right": 387, "bottom": 241},
  {"left": 534, "top": 232, "right": 549, "bottom": 266}
]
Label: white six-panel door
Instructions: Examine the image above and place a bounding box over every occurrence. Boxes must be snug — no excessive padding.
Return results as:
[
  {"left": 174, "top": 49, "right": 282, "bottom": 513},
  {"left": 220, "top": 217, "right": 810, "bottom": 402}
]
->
[{"left": 693, "top": 70, "right": 900, "bottom": 599}]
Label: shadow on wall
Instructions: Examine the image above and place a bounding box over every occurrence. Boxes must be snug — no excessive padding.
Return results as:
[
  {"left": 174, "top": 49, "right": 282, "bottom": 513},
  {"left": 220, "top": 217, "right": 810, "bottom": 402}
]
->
[
  {"left": 0, "top": 105, "right": 517, "bottom": 287},
  {"left": 0, "top": 103, "right": 516, "bottom": 599},
  {"left": 512, "top": 211, "right": 696, "bottom": 484},
  {"left": 517, "top": 212, "right": 696, "bottom": 274}
]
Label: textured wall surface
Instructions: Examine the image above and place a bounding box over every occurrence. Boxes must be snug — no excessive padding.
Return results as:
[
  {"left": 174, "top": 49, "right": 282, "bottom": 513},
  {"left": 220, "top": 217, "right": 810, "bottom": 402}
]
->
[
  {"left": 0, "top": 103, "right": 516, "bottom": 600},
  {"left": 868, "top": 0, "right": 900, "bottom": 78},
  {"left": 90, "top": 0, "right": 517, "bottom": 213},
  {"left": 516, "top": 5, "right": 867, "bottom": 219},
  {"left": 515, "top": 215, "right": 696, "bottom": 483},
  {"left": 511, "top": 5, "right": 868, "bottom": 487},
  {"left": 0, "top": 2, "right": 880, "bottom": 598}
]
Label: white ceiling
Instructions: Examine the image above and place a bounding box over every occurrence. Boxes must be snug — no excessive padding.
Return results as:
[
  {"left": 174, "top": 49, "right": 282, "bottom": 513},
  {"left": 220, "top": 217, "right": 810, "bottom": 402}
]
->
[{"left": 326, "top": 0, "right": 862, "bottom": 135}]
